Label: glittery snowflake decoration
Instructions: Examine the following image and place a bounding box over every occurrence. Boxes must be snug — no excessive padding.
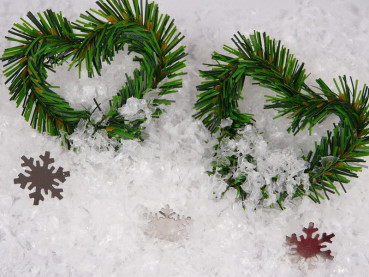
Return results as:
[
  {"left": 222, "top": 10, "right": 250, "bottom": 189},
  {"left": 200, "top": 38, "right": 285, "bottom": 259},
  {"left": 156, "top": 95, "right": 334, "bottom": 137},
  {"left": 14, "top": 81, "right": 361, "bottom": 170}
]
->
[
  {"left": 286, "top": 222, "right": 335, "bottom": 260},
  {"left": 145, "top": 205, "right": 191, "bottom": 242},
  {"left": 14, "top": 151, "right": 70, "bottom": 205}
]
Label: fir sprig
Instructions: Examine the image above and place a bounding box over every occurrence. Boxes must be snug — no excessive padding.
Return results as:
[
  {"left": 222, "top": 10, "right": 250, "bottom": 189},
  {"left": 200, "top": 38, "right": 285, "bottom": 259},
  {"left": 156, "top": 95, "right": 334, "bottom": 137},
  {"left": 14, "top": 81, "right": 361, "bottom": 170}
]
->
[
  {"left": 2, "top": 0, "right": 186, "bottom": 146},
  {"left": 195, "top": 31, "right": 369, "bottom": 206},
  {"left": 2, "top": 10, "right": 89, "bottom": 141}
]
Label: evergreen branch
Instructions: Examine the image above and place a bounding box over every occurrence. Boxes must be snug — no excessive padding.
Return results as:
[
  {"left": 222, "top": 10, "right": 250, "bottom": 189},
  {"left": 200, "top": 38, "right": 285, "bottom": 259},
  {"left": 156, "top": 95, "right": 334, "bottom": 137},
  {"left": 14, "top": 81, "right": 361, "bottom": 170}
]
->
[
  {"left": 305, "top": 118, "right": 369, "bottom": 202},
  {"left": 2, "top": 0, "right": 186, "bottom": 146},
  {"left": 194, "top": 31, "right": 312, "bottom": 135},
  {"left": 72, "top": 0, "right": 186, "bottom": 141},
  {"left": 195, "top": 30, "right": 369, "bottom": 207}
]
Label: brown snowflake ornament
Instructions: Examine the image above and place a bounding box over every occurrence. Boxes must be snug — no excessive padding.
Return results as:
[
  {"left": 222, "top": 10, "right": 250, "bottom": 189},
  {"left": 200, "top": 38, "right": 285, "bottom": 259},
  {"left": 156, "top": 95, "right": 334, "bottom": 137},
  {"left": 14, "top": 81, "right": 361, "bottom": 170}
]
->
[
  {"left": 286, "top": 222, "right": 335, "bottom": 260},
  {"left": 14, "top": 151, "right": 70, "bottom": 205}
]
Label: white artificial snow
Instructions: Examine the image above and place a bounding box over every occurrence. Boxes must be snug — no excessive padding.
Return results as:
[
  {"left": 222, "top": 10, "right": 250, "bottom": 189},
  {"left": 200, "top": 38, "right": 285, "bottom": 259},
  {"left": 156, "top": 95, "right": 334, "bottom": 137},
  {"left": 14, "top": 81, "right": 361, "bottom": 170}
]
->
[
  {"left": 118, "top": 97, "right": 152, "bottom": 123},
  {"left": 220, "top": 118, "right": 233, "bottom": 128},
  {"left": 214, "top": 125, "right": 309, "bottom": 208},
  {"left": 1, "top": 0, "right": 369, "bottom": 276},
  {"left": 68, "top": 120, "right": 120, "bottom": 151}
]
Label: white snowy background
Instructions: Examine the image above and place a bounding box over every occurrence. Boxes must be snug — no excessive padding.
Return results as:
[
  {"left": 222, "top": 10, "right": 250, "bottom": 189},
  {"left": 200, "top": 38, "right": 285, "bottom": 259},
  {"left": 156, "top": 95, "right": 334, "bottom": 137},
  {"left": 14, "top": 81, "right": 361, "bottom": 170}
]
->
[{"left": 1, "top": 0, "right": 369, "bottom": 276}]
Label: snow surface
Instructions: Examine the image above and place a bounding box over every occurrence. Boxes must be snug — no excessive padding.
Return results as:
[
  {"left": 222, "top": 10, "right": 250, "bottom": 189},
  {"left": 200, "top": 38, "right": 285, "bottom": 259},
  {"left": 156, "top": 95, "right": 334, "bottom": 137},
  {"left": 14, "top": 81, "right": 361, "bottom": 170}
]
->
[{"left": 1, "top": 0, "right": 369, "bottom": 276}]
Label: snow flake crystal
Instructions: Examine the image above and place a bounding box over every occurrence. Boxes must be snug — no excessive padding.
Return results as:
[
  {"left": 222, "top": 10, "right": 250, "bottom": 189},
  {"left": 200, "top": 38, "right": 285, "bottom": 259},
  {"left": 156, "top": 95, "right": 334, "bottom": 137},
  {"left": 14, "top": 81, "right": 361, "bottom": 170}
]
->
[
  {"left": 14, "top": 151, "right": 70, "bottom": 205},
  {"left": 286, "top": 222, "right": 335, "bottom": 260},
  {"left": 145, "top": 205, "right": 191, "bottom": 242}
]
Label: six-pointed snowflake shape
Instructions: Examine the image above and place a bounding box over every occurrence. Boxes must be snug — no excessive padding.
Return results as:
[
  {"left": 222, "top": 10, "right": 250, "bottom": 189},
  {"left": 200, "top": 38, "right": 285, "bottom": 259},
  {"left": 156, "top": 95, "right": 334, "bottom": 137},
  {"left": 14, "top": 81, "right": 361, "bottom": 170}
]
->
[
  {"left": 14, "top": 151, "right": 70, "bottom": 205},
  {"left": 145, "top": 205, "right": 191, "bottom": 242},
  {"left": 286, "top": 222, "right": 335, "bottom": 260}
]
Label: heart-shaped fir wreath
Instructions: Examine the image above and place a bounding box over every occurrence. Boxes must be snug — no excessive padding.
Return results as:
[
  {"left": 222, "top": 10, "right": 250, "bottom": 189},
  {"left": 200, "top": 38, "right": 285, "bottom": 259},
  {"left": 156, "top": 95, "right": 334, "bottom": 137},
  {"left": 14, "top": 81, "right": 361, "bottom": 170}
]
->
[
  {"left": 2, "top": 0, "right": 186, "bottom": 148},
  {"left": 194, "top": 31, "right": 369, "bottom": 208}
]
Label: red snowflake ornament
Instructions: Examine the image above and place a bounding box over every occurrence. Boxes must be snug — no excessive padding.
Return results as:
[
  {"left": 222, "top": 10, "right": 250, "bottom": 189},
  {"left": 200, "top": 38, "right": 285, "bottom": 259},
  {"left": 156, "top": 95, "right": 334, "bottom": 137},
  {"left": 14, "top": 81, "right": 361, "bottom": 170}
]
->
[
  {"left": 14, "top": 151, "right": 70, "bottom": 205},
  {"left": 286, "top": 222, "right": 335, "bottom": 260}
]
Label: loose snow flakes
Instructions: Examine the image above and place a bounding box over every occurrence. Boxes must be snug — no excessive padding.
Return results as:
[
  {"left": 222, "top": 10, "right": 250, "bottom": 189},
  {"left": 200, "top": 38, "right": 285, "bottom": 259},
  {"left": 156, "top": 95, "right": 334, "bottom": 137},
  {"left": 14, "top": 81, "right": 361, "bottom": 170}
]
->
[
  {"left": 14, "top": 151, "right": 70, "bottom": 205},
  {"left": 145, "top": 205, "right": 191, "bottom": 242},
  {"left": 286, "top": 222, "right": 335, "bottom": 260}
]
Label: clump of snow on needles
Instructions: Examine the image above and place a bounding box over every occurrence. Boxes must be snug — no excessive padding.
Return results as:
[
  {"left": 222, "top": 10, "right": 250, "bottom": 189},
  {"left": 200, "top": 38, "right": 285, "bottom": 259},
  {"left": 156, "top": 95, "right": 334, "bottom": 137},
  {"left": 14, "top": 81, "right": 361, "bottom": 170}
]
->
[
  {"left": 69, "top": 89, "right": 167, "bottom": 151},
  {"left": 118, "top": 88, "right": 164, "bottom": 127},
  {"left": 214, "top": 124, "right": 309, "bottom": 208},
  {"left": 67, "top": 120, "right": 119, "bottom": 151}
]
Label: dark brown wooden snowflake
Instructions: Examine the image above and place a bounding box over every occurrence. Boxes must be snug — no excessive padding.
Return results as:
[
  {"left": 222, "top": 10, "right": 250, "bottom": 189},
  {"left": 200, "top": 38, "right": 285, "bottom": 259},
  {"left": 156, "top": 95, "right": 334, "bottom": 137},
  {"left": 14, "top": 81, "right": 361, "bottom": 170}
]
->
[
  {"left": 286, "top": 222, "right": 335, "bottom": 260},
  {"left": 14, "top": 151, "right": 70, "bottom": 205}
]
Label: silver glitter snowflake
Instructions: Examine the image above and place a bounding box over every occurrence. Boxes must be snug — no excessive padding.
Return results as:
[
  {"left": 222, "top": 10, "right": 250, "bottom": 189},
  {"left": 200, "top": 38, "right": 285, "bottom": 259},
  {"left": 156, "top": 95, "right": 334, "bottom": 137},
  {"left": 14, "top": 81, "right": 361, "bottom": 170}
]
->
[
  {"left": 145, "top": 205, "right": 191, "bottom": 242},
  {"left": 14, "top": 151, "right": 70, "bottom": 205}
]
